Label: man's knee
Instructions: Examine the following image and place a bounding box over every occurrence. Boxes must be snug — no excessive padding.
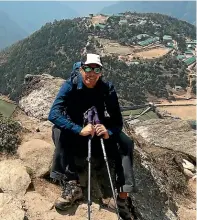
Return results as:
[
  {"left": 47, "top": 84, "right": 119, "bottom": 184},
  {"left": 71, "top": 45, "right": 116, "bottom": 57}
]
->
[
  {"left": 52, "top": 126, "right": 79, "bottom": 147},
  {"left": 51, "top": 125, "right": 61, "bottom": 148},
  {"left": 118, "top": 131, "right": 134, "bottom": 153}
]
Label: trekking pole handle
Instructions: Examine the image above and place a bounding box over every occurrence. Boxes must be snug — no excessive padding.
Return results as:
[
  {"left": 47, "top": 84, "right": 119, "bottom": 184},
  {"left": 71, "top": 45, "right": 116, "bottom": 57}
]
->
[
  {"left": 87, "top": 107, "right": 95, "bottom": 140},
  {"left": 87, "top": 108, "right": 94, "bottom": 125},
  {"left": 93, "top": 107, "right": 100, "bottom": 124}
]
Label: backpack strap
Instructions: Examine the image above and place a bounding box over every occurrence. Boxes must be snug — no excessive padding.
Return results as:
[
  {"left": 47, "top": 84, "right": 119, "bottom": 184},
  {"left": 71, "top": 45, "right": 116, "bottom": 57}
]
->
[
  {"left": 70, "top": 69, "right": 80, "bottom": 90},
  {"left": 99, "top": 80, "right": 111, "bottom": 117},
  {"left": 72, "top": 75, "right": 78, "bottom": 85}
]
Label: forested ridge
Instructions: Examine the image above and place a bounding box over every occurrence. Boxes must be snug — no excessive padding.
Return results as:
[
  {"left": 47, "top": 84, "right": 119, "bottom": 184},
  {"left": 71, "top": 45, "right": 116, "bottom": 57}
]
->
[{"left": 0, "top": 12, "right": 195, "bottom": 104}]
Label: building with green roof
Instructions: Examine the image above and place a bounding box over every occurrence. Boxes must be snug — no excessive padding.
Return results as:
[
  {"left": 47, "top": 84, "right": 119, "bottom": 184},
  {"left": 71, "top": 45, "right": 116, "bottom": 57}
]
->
[
  {"left": 119, "top": 19, "right": 128, "bottom": 25},
  {"left": 166, "top": 42, "right": 174, "bottom": 48},
  {"left": 184, "top": 56, "right": 196, "bottom": 66},
  {"left": 186, "top": 40, "right": 196, "bottom": 44},
  {"left": 138, "top": 37, "right": 159, "bottom": 47},
  {"left": 163, "top": 35, "right": 172, "bottom": 41},
  {"left": 184, "top": 50, "right": 194, "bottom": 55},
  {"left": 176, "top": 55, "right": 185, "bottom": 60},
  {"left": 94, "top": 23, "right": 106, "bottom": 29},
  {"left": 136, "top": 34, "right": 149, "bottom": 40}
]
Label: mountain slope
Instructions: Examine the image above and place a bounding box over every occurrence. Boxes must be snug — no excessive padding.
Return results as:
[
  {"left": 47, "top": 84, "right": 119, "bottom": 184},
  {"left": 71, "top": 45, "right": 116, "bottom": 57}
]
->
[
  {"left": 100, "top": 1, "right": 196, "bottom": 24},
  {"left": 0, "top": 14, "right": 194, "bottom": 104},
  {"left": 0, "top": 18, "right": 89, "bottom": 99},
  {"left": 0, "top": 11, "right": 28, "bottom": 50},
  {"left": 0, "top": 1, "right": 80, "bottom": 34}
]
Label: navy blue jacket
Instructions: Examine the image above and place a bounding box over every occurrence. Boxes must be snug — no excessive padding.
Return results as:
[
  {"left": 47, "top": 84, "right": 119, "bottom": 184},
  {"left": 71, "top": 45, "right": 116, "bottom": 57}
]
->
[{"left": 48, "top": 74, "right": 123, "bottom": 136}]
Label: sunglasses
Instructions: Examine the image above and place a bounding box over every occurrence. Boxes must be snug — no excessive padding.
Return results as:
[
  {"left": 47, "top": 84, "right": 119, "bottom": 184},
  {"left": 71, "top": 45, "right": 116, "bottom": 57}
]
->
[{"left": 82, "top": 66, "right": 102, "bottom": 74}]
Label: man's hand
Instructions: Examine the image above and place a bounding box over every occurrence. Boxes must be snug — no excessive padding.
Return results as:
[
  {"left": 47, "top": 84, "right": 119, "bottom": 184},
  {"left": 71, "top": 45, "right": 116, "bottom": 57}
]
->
[
  {"left": 79, "top": 124, "right": 95, "bottom": 137},
  {"left": 94, "top": 124, "right": 109, "bottom": 139}
]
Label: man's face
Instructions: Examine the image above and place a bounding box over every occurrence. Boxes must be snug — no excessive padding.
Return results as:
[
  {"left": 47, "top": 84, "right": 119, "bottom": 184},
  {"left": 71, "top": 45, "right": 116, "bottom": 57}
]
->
[{"left": 80, "top": 64, "right": 102, "bottom": 88}]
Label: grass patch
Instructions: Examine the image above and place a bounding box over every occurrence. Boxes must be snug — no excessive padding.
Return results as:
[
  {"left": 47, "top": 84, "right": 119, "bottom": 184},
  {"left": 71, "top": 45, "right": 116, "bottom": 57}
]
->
[
  {"left": 0, "top": 99, "right": 17, "bottom": 118},
  {"left": 122, "top": 108, "right": 159, "bottom": 120}
]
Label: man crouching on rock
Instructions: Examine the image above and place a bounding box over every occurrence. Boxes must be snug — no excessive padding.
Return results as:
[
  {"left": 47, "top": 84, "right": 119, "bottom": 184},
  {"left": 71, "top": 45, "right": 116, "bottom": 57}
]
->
[{"left": 48, "top": 53, "right": 135, "bottom": 220}]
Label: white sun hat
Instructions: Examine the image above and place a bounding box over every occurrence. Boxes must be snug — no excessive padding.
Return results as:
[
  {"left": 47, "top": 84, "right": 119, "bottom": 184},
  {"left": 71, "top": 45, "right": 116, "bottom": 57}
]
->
[{"left": 84, "top": 53, "right": 103, "bottom": 67}]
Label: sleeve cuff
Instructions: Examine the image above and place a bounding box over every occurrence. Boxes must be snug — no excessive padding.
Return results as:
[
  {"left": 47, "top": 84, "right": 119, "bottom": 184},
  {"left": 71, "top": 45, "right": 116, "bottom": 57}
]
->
[
  {"left": 107, "top": 129, "right": 113, "bottom": 136},
  {"left": 72, "top": 125, "right": 83, "bottom": 134}
]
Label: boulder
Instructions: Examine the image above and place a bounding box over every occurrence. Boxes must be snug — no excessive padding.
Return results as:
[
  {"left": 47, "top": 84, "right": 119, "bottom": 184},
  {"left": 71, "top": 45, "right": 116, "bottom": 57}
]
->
[
  {"left": 0, "top": 159, "right": 31, "bottom": 197},
  {"left": 19, "top": 74, "right": 65, "bottom": 120},
  {"left": 131, "top": 118, "right": 196, "bottom": 159},
  {"left": 17, "top": 139, "right": 55, "bottom": 177},
  {"left": 0, "top": 193, "right": 25, "bottom": 220},
  {"left": 182, "top": 159, "right": 195, "bottom": 172},
  {"left": 183, "top": 168, "right": 195, "bottom": 178},
  {"left": 24, "top": 191, "right": 54, "bottom": 219}
]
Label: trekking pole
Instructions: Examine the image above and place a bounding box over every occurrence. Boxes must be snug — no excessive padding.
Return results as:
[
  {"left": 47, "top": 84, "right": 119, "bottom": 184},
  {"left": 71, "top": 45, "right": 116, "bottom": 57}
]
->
[
  {"left": 93, "top": 107, "right": 121, "bottom": 220},
  {"left": 86, "top": 108, "right": 94, "bottom": 220},
  {"left": 87, "top": 137, "right": 91, "bottom": 220}
]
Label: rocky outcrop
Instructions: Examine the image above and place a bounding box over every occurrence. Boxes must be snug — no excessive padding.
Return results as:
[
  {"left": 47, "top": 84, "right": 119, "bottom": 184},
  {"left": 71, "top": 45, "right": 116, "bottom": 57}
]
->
[
  {"left": 0, "top": 151, "right": 119, "bottom": 220},
  {"left": 124, "top": 118, "right": 196, "bottom": 220},
  {"left": 2, "top": 73, "right": 194, "bottom": 220},
  {"left": 19, "top": 74, "right": 65, "bottom": 120},
  {"left": 130, "top": 118, "right": 196, "bottom": 159},
  {"left": 24, "top": 191, "right": 54, "bottom": 220}
]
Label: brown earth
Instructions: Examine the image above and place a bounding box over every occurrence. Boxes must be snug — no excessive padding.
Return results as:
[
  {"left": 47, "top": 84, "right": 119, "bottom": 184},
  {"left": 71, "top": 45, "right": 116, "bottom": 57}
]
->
[
  {"left": 96, "top": 37, "right": 140, "bottom": 56},
  {"left": 104, "top": 43, "right": 134, "bottom": 55},
  {"left": 177, "top": 178, "right": 196, "bottom": 220},
  {"left": 134, "top": 48, "right": 171, "bottom": 59},
  {"left": 156, "top": 99, "right": 196, "bottom": 120},
  {"left": 158, "top": 106, "right": 196, "bottom": 120},
  {"left": 96, "top": 37, "right": 171, "bottom": 60},
  {"left": 91, "top": 15, "right": 108, "bottom": 25},
  {"left": 158, "top": 99, "right": 196, "bottom": 105}
]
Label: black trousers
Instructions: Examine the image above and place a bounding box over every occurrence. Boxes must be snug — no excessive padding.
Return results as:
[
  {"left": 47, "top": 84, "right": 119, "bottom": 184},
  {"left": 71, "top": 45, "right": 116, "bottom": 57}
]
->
[{"left": 50, "top": 126, "right": 135, "bottom": 193}]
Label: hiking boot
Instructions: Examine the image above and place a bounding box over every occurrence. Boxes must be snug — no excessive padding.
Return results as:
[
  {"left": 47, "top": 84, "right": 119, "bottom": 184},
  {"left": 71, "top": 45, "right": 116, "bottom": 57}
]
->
[
  {"left": 55, "top": 180, "right": 83, "bottom": 211},
  {"left": 117, "top": 196, "right": 135, "bottom": 220},
  {"left": 105, "top": 196, "right": 135, "bottom": 220}
]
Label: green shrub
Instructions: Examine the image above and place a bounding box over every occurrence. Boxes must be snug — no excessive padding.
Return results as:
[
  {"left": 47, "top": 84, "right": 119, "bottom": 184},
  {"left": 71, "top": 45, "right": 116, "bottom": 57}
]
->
[{"left": 0, "top": 116, "right": 22, "bottom": 154}]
